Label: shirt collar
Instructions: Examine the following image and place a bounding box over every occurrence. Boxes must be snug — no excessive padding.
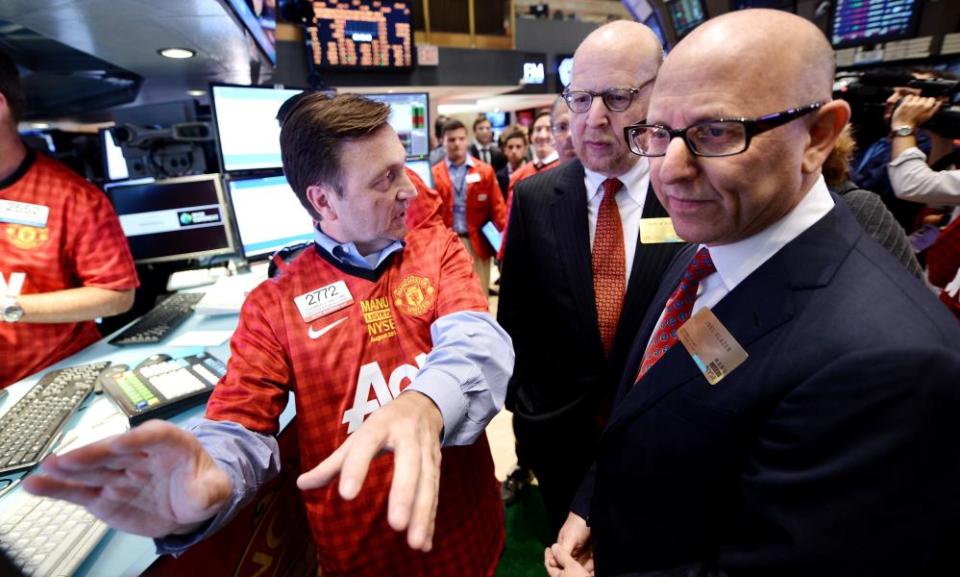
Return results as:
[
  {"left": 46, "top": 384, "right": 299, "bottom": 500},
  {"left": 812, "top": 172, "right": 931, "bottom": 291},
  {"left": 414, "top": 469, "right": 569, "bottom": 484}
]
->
[
  {"left": 706, "top": 175, "right": 835, "bottom": 292},
  {"left": 446, "top": 155, "right": 474, "bottom": 170},
  {"left": 534, "top": 150, "right": 559, "bottom": 168},
  {"left": 314, "top": 227, "right": 404, "bottom": 270},
  {"left": 474, "top": 141, "right": 490, "bottom": 151},
  {"left": 584, "top": 156, "right": 650, "bottom": 205}
]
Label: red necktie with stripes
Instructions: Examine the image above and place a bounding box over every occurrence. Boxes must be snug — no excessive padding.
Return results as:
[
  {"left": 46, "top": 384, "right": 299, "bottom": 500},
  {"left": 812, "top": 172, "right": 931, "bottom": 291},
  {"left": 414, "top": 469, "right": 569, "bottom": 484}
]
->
[
  {"left": 593, "top": 178, "right": 626, "bottom": 358},
  {"left": 636, "top": 247, "right": 716, "bottom": 382}
]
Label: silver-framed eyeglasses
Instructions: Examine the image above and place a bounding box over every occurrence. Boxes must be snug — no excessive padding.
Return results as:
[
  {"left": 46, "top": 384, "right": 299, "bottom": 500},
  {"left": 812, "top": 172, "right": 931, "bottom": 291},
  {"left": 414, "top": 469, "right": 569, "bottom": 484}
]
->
[
  {"left": 624, "top": 102, "right": 824, "bottom": 158},
  {"left": 562, "top": 77, "right": 655, "bottom": 113}
]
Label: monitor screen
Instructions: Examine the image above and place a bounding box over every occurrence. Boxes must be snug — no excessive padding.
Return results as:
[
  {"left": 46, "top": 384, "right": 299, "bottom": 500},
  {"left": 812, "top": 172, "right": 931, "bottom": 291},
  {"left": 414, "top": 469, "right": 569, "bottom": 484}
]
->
[
  {"left": 100, "top": 128, "right": 130, "bottom": 181},
  {"left": 304, "top": 0, "right": 414, "bottom": 70},
  {"left": 666, "top": 0, "right": 706, "bottom": 38},
  {"left": 733, "top": 0, "right": 795, "bottom": 10},
  {"left": 405, "top": 159, "right": 434, "bottom": 189},
  {"left": 106, "top": 175, "right": 235, "bottom": 264},
  {"left": 644, "top": 11, "right": 671, "bottom": 53},
  {"left": 210, "top": 84, "right": 304, "bottom": 173},
  {"left": 223, "top": 0, "right": 277, "bottom": 64},
  {"left": 830, "top": 0, "right": 920, "bottom": 48},
  {"left": 225, "top": 175, "right": 316, "bottom": 259},
  {"left": 366, "top": 92, "right": 430, "bottom": 158}
]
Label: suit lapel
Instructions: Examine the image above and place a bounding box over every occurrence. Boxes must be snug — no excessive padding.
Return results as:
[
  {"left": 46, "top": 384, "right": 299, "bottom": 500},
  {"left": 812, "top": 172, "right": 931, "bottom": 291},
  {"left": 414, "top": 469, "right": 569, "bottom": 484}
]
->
[
  {"left": 603, "top": 201, "right": 859, "bottom": 435},
  {"left": 549, "top": 161, "right": 602, "bottom": 351}
]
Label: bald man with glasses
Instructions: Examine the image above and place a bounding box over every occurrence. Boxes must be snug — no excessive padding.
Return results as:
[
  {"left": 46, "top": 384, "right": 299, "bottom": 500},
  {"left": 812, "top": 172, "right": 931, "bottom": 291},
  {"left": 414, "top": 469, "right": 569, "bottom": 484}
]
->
[
  {"left": 497, "top": 20, "right": 682, "bottom": 535},
  {"left": 548, "top": 10, "right": 960, "bottom": 577}
]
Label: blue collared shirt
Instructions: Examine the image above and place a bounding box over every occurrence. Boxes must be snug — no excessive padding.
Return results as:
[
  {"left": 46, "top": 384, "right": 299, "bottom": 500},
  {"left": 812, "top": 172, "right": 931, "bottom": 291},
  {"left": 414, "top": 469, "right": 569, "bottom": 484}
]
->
[
  {"left": 446, "top": 157, "right": 473, "bottom": 234},
  {"left": 156, "top": 231, "right": 513, "bottom": 554}
]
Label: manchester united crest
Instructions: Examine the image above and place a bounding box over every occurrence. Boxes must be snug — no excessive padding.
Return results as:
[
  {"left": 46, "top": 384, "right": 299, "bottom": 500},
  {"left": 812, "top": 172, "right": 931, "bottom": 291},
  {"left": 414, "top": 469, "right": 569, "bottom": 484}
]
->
[
  {"left": 5, "top": 224, "right": 49, "bottom": 250},
  {"left": 393, "top": 275, "right": 436, "bottom": 317}
]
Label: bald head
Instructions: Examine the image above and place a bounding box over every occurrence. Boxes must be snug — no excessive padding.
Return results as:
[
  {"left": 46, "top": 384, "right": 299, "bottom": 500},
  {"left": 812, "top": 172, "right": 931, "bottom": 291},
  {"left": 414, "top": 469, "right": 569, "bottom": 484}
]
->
[
  {"left": 571, "top": 20, "right": 662, "bottom": 88},
  {"left": 666, "top": 10, "right": 834, "bottom": 106},
  {"left": 567, "top": 19, "right": 663, "bottom": 176}
]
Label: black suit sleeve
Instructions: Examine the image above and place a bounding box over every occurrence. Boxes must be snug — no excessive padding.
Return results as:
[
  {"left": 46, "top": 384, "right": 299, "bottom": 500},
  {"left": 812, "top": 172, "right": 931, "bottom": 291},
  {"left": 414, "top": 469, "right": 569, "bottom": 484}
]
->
[
  {"left": 497, "top": 181, "right": 534, "bottom": 411},
  {"left": 713, "top": 344, "right": 960, "bottom": 575}
]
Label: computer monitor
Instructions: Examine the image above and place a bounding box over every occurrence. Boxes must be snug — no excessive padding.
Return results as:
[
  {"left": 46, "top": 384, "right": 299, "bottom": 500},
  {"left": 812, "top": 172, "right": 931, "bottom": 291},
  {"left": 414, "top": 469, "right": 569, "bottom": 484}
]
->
[
  {"left": 405, "top": 159, "right": 434, "bottom": 189},
  {"left": 644, "top": 11, "right": 671, "bottom": 53},
  {"left": 366, "top": 92, "right": 430, "bottom": 159},
  {"left": 106, "top": 174, "right": 235, "bottom": 264},
  {"left": 830, "top": 0, "right": 920, "bottom": 48},
  {"left": 303, "top": 0, "right": 414, "bottom": 70},
  {"left": 225, "top": 174, "right": 316, "bottom": 260},
  {"left": 210, "top": 84, "right": 305, "bottom": 173},
  {"left": 732, "top": 0, "right": 795, "bottom": 10},
  {"left": 99, "top": 128, "right": 129, "bottom": 181},
  {"left": 665, "top": 0, "right": 706, "bottom": 39}
]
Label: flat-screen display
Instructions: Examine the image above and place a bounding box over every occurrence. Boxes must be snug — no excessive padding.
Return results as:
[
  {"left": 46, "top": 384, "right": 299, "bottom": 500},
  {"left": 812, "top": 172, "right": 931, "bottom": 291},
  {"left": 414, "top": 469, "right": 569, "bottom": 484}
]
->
[
  {"left": 644, "top": 11, "right": 671, "bottom": 53},
  {"left": 210, "top": 84, "right": 304, "bottom": 173},
  {"left": 106, "top": 175, "right": 235, "bottom": 264},
  {"left": 830, "top": 0, "right": 920, "bottom": 48},
  {"left": 304, "top": 0, "right": 414, "bottom": 70},
  {"left": 665, "top": 0, "right": 706, "bottom": 38},
  {"left": 405, "top": 159, "right": 434, "bottom": 189},
  {"left": 224, "top": 0, "right": 277, "bottom": 64},
  {"left": 100, "top": 128, "right": 130, "bottom": 181},
  {"left": 366, "top": 92, "right": 430, "bottom": 158},
  {"left": 733, "top": 0, "right": 795, "bottom": 10},
  {"left": 225, "top": 175, "right": 316, "bottom": 259}
]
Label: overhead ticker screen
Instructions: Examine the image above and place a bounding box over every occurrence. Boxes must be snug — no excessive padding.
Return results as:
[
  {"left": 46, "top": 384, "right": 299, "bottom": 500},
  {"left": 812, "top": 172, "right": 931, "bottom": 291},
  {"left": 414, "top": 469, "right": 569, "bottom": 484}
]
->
[
  {"left": 830, "top": 0, "right": 920, "bottom": 48},
  {"left": 305, "top": 1, "right": 413, "bottom": 70}
]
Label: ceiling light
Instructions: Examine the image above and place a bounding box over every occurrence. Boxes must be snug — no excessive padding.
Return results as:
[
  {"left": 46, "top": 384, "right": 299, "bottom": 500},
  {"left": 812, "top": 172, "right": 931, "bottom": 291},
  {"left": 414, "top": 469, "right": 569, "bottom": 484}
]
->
[
  {"left": 187, "top": 90, "right": 206, "bottom": 97},
  {"left": 159, "top": 48, "right": 196, "bottom": 59}
]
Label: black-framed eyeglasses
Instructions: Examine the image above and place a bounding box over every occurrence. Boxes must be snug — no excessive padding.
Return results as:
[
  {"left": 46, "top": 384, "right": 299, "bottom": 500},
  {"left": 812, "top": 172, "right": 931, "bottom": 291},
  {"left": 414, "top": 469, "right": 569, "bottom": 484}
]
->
[
  {"left": 623, "top": 102, "right": 824, "bottom": 158},
  {"left": 562, "top": 77, "right": 655, "bottom": 114}
]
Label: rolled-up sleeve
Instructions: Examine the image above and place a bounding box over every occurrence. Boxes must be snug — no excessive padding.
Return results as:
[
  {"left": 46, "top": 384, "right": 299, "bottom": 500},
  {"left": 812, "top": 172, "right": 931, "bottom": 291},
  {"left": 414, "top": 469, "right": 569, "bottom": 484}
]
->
[
  {"left": 406, "top": 310, "right": 513, "bottom": 446},
  {"left": 888, "top": 147, "right": 960, "bottom": 205}
]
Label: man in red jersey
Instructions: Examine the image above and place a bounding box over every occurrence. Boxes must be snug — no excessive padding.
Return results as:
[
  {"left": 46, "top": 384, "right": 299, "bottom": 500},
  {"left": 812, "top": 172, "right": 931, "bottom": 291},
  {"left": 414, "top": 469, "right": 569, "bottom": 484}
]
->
[
  {"left": 27, "top": 94, "right": 513, "bottom": 577},
  {"left": 0, "top": 51, "right": 137, "bottom": 388}
]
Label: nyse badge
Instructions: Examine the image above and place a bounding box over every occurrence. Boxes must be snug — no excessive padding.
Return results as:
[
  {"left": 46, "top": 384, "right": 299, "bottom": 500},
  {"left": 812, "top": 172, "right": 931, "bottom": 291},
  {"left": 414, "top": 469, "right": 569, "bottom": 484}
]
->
[
  {"left": 5, "top": 224, "right": 49, "bottom": 250},
  {"left": 393, "top": 274, "right": 436, "bottom": 317}
]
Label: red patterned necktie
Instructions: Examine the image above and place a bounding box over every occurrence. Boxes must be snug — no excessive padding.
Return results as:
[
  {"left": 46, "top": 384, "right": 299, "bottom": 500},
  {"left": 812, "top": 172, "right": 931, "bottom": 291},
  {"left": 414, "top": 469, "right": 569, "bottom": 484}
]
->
[
  {"left": 593, "top": 178, "right": 626, "bottom": 358},
  {"left": 636, "top": 247, "right": 716, "bottom": 382}
]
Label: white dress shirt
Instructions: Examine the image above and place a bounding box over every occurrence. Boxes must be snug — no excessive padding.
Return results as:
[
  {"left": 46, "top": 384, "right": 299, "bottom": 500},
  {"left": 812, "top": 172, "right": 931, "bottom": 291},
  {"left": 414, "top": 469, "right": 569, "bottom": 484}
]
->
[
  {"left": 643, "top": 175, "right": 835, "bottom": 352},
  {"left": 584, "top": 157, "right": 651, "bottom": 282}
]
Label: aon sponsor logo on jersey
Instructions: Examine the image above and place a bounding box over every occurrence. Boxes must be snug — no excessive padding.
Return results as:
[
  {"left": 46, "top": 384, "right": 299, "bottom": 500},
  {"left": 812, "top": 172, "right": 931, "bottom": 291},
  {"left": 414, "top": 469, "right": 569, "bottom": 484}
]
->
[{"left": 342, "top": 353, "right": 428, "bottom": 433}]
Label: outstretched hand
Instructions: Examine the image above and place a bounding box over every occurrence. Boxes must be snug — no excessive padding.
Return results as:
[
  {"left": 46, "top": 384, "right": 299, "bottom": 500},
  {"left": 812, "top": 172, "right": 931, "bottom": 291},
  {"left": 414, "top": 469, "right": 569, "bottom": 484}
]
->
[
  {"left": 297, "top": 390, "right": 444, "bottom": 552},
  {"left": 24, "top": 420, "right": 232, "bottom": 538}
]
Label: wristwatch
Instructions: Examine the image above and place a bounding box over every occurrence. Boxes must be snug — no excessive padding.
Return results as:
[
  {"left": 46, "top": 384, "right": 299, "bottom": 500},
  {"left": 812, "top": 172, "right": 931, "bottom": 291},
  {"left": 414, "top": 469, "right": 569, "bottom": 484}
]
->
[
  {"left": 891, "top": 125, "right": 916, "bottom": 138},
  {"left": 1, "top": 296, "right": 24, "bottom": 323}
]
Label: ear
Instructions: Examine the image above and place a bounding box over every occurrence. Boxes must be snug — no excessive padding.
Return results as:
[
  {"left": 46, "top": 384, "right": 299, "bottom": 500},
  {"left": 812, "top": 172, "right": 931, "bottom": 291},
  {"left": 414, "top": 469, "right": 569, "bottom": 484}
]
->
[
  {"left": 306, "top": 183, "right": 339, "bottom": 222},
  {"left": 802, "top": 100, "right": 851, "bottom": 175}
]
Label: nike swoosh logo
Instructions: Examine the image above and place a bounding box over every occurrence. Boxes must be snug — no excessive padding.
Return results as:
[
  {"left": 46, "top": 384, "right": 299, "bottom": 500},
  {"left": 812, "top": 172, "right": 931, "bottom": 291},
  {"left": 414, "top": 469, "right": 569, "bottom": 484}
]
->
[{"left": 308, "top": 316, "right": 348, "bottom": 339}]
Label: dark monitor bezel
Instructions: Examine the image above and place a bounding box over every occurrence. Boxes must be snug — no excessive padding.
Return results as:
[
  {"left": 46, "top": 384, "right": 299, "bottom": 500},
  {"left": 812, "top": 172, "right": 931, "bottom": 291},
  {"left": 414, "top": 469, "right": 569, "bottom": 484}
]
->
[
  {"left": 104, "top": 173, "right": 237, "bottom": 265},
  {"left": 664, "top": 0, "right": 708, "bottom": 39},
  {"left": 364, "top": 91, "right": 431, "bottom": 160},
  {"left": 829, "top": 0, "right": 922, "bottom": 49},
  {"left": 208, "top": 82, "right": 307, "bottom": 177},
  {"left": 731, "top": 0, "right": 796, "bottom": 11}
]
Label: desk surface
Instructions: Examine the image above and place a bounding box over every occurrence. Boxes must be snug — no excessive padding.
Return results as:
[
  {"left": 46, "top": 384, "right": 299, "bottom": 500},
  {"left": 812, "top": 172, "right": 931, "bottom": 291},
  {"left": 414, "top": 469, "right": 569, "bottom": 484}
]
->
[{"left": 0, "top": 296, "right": 296, "bottom": 577}]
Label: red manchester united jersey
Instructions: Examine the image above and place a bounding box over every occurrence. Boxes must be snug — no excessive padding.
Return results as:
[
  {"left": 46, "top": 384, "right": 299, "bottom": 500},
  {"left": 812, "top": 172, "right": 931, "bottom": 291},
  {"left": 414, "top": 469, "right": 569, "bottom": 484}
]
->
[
  {"left": 206, "top": 221, "right": 504, "bottom": 577},
  {"left": 0, "top": 153, "right": 139, "bottom": 388}
]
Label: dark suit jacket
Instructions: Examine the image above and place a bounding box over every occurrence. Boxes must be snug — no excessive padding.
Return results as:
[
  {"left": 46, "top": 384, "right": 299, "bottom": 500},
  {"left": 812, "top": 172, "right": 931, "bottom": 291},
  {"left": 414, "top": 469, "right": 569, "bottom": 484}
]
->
[
  {"left": 576, "top": 198, "right": 960, "bottom": 577},
  {"left": 498, "top": 159, "right": 683, "bottom": 432},
  {"left": 469, "top": 143, "right": 507, "bottom": 173}
]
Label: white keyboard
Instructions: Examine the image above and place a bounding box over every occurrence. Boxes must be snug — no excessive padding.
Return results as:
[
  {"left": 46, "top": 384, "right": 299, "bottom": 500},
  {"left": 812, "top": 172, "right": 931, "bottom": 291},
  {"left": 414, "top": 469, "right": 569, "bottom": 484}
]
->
[
  {"left": 166, "top": 267, "right": 228, "bottom": 291},
  {"left": 0, "top": 493, "right": 107, "bottom": 576}
]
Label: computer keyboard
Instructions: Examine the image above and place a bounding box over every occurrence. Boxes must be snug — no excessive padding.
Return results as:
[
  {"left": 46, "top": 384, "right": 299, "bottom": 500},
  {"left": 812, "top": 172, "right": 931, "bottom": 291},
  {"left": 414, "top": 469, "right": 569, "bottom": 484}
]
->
[
  {"left": 109, "top": 292, "right": 205, "bottom": 345},
  {"left": 0, "top": 361, "right": 109, "bottom": 476},
  {"left": 0, "top": 493, "right": 108, "bottom": 576}
]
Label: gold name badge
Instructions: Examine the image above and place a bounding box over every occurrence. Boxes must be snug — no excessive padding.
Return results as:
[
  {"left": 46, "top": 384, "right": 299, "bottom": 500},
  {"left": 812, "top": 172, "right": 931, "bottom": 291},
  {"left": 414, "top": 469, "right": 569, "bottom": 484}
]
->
[
  {"left": 639, "top": 217, "right": 682, "bottom": 244},
  {"left": 677, "top": 307, "right": 748, "bottom": 385}
]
